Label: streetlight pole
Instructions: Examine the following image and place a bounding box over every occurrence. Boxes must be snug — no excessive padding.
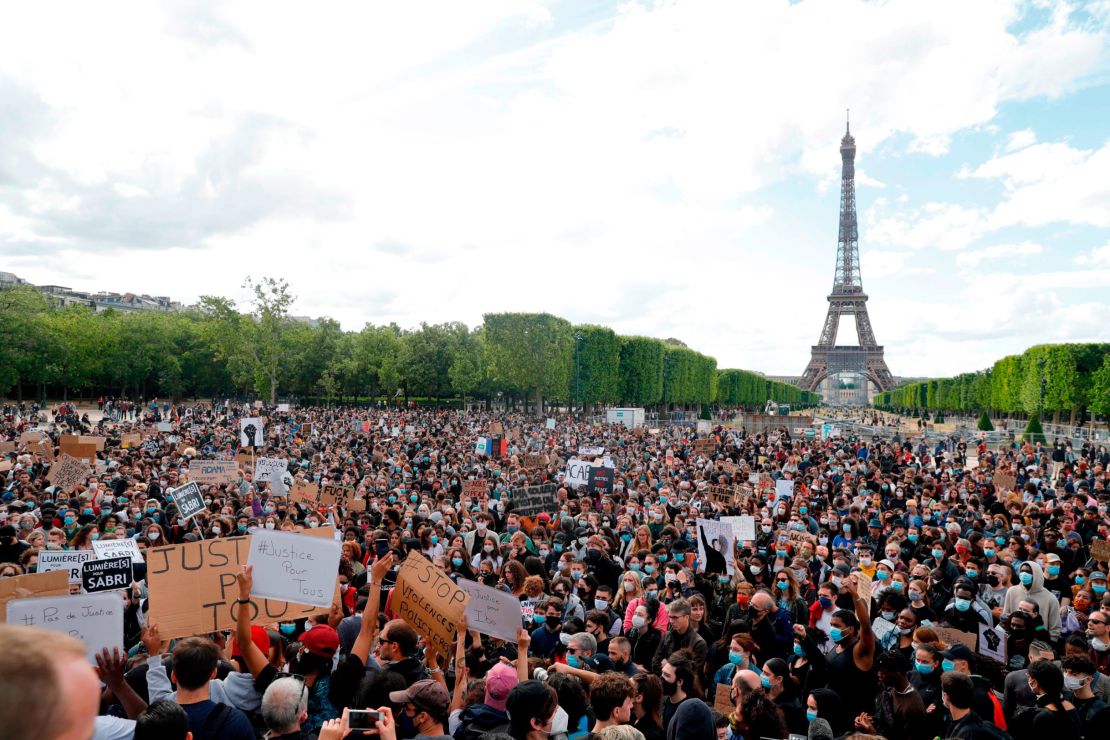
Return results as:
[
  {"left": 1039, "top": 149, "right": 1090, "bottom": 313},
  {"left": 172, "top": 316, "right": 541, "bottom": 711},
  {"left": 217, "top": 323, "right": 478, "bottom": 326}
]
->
[{"left": 573, "top": 331, "right": 582, "bottom": 418}]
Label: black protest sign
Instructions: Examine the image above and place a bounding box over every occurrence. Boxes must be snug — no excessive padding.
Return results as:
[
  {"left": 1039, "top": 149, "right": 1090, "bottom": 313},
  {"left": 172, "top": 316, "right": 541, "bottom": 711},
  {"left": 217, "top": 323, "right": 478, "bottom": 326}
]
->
[
  {"left": 172, "top": 481, "right": 206, "bottom": 521},
  {"left": 588, "top": 466, "right": 615, "bottom": 495},
  {"left": 82, "top": 557, "right": 133, "bottom": 593},
  {"left": 510, "top": 483, "right": 558, "bottom": 518}
]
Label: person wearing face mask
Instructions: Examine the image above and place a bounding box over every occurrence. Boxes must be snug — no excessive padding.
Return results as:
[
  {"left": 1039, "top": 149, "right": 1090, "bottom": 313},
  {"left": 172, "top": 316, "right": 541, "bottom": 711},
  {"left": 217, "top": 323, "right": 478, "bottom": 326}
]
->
[
  {"left": 650, "top": 598, "right": 707, "bottom": 674},
  {"left": 939, "top": 673, "right": 1006, "bottom": 740},
  {"left": 1060, "top": 654, "right": 1110, "bottom": 739},
  {"left": 943, "top": 580, "right": 993, "bottom": 633},
  {"left": 981, "top": 564, "right": 1013, "bottom": 623},
  {"left": 1009, "top": 659, "right": 1081, "bottom": 738},
  {"left": 505, "top": 680, "right": 560, "bottom": 740},
  {"left": 822, "top": 576, "right": 876, "bottom": 718},
  {"left": 529, "top": 597, "right": 566, "bottom": 660},
  {"left": 628, "top": 600, "right": 663, "bottom": 670},
  {"left": 787, "top": 624, "right": 827, "bottom": 698},
  {"left": 1005, "top": 562, "right": 1062, "bottom": 641}
]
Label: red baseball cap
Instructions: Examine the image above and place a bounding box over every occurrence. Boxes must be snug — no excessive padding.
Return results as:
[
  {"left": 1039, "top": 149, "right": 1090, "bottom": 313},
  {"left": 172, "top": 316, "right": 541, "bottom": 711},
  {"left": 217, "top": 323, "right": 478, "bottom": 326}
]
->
[
  {"left": 231, "top": 625, "right": 271, "bottom": 659},
  {"left": 301, "top": 624, "right": 339, "bottom": 658}
]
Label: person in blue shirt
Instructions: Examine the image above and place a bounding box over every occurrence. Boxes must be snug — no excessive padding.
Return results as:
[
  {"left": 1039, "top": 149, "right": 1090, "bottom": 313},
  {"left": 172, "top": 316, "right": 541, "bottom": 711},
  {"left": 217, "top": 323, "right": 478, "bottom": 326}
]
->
[{"left": 529, "top": 597, "right": 564, "bottom": 659}]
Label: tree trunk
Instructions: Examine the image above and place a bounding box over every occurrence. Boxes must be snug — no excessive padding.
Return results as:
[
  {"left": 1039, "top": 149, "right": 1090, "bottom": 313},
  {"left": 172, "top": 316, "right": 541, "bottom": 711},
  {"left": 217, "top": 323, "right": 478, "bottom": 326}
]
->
[{"left": 534, "top": 387, "right": 544, "bottom": 419}]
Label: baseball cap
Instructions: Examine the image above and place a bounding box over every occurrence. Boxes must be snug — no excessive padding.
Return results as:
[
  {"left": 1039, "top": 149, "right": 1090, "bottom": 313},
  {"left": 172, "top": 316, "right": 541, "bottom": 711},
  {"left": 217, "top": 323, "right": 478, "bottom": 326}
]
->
[
  {"left": 390, "top": 679, "right": 450, "bottom": 715},
  {"left": 301, "top": 624, "right": 339, "bottom": 658},
  {"left": 483, "top": 662, "right": 518, "bottom": 711},
  {"left": 941, "top": 643, "right": 974, "bottom": 663},
  {"left": 231, "top": 625, "right": 271, "bottom": 659}
]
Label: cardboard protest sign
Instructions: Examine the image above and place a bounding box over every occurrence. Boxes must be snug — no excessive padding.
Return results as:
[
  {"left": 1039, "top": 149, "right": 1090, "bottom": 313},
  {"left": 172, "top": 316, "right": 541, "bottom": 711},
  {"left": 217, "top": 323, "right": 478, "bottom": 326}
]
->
[
  {"left": 510, "top": 483, "right": 558, "bottom": 518},
  {"left": 462, "top": 480, "right": 488, "bottom": 498},
  {"left": 786, "top": 529, "right": 818, "bottom": 547},
  {"left": 79, "top": 435, "right": 107, "bottom": 451},
  {"left": 393, "top": 552, "right": 469, "bottom": 657},
  {"left": 694, "top": 439, "right": 716, "bottom": 455},
  {"left": 119, "top": 433, "right": 141, "bottom": 449},
  {"left": 18, "top": 431, "right": 45, "bottom": 446},
  {"left": 92, "top": 538, "right": 145, "bottom": 564},
  {"left": 0, "top": 440, "right": 14, "bottom": 455},
  {"left": 46, "top": 454, "right": 92, "bottom": 492},
  {"left": 0, "top": 571, "right": 69, "bottom": 622},
  {"left": 321, "top": 484, "right": 358, "bottom": 510},
  {"left": 59, "top": 440, "right": 97, "bottom": 464},
  {"left": 696, "top": 519, "right": 735, "bottom": 575},
  {"left": 235, "top": 450, "right": 254, "bottom": 468},
  {"left": 992, "top": 471, "right": 1017, "bottom": 492},
  {"left": 707, "top": 484, "right": 739, "bottom": 507},
  {"left": 82, "top": 557, "right": 133, "bottom": 593},
  {"left": 291, "top": 481, "right": 320, "bottom": 507},
  {"left": 38, "top": 550, "right": 94, "bottom": 585},
  {"left": 7, "top": 592, "right": 123, "bottom": 663},
  {"left": 171, "top": 482, "right": 206, "bottom": 521},
  {"left": 871, "top": 616, "right": 896, "bottom": 644},
  {"left": 1090, "top": 539, "right": 1110, "bottom": 563},
  {"left": 934, "top": 626, "right": 977, "bottom": 650},
  {"left": 775, "top": 479, "right": 795, "bottom": 500},
  {"left": 247, "top": 528, "right": 342, "bottom": 608},
  {"left": 978, "top": 623, "right": 1007, "bottom": 663},
  {"left": 146, "top": 529, "right": 338, "bottom": 639},
  {"left": 856, "top": 573, "right": 873, "bottom": 602},
  {"left": 523, "top": 453, "right": 546, "bottom": 469},
  {"left": 564, "top": 458, "right": 591, "bottom": 488},
  {"left": 457, "top": 578, "right": 524, "bottom": 642},
  {"left": 301, "top": 422, "right": 313, "bottom": 437},
  {"left": 713, "top": 682, "right": 733, "bottom": 714},
  {"left": 189, "top": 460, "right": 239, "bottom": 485},
  {"left": 588, "top": 466, "right": 615, "bottom": 495},
  {"left": 489, "top": 421, "right": 504, "bottom": 436},
  {"left": 240, "top": 417, "right": 264, "bottom": 448}
]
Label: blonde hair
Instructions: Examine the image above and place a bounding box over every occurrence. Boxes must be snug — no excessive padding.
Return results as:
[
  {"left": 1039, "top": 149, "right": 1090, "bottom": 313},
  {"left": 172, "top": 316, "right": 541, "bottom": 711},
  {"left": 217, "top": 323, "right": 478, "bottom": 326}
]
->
[{"left": 598, "top": 725, "right": 646, "bottom": 740}]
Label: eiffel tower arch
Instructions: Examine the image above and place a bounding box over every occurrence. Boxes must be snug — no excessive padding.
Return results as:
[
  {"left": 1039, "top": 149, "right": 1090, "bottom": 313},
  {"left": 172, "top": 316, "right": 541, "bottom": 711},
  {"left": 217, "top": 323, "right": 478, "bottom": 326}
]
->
[{"left": 801, "top": 116, "right": 894, "bottom": 404}]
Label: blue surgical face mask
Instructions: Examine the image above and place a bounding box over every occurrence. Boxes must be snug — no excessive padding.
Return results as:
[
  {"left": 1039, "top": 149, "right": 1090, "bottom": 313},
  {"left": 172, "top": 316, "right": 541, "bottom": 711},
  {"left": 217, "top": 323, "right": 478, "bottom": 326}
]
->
[
  {"left": 644, "top": 565, "right": 656, "bottom": 575},
  {"left": 64, "top": 516, "right": 75, "bottom": 526},
  {"left": 279, "top": 623, "right": 296, "bottom": 636},
  {"left": 793, "top": 643, "right": 805, "bottom": 657},
  {"left": 995, "top": 536, "right": 1007, "bottom": 546},
  {"left": 915, "top": 661, "right": 933, "bottom": 675},
  {"left": 1020, "top": 572, "right": 1034, "bottom": 586},
  {"left": 983, "top": 548, "right": 995, "bottom": 558},
  {"left": 1094, "top": 584, "right": 1107, "bottom": 595},
  {"left": 430, "top": 535, "right": 439, "bottom": 544},
  {"left": 806, "top": 709, "right": 818, "bottom": 722},
  {"left": 954, "top": 598, "right": 971, "bottom": 612},
  {"left": 533, "top": 615, "right": 547, "bottom": 625},
  {"left": 451, "top": 558, "right": 463, "bottom": 567},
  {"left": 567, "top": 654, "right": 581, "bottom": 669},
  {"left": 908, "top": 534, "right": 918, "bottom": 543},
  {"left": 777, "top": 580, "right": 789, "bottom": 591},
  {"left": 729, "top": 650, "right": 745, "bottom": 666},
  {"left": 932, "top": 549, "right": 944, "bottom": 560},
  {"left": 965, "top": 570, "right": 978, "bottom": 580},
  {"left": 554, "top": 543, "right": 563, "bottom": 553},
  {"left": 1076, "top": 576, "right": 1086, "bottom": 585},
  {"left": 891, "top": 581, "right": 904, "bottom": 592},
  {"left": 1047, "top": 565, "right": 1060, "bottom": 577},
  {"left": 876, "top": 570, "right": 889, "bottom": 581},
  {"left": 829, "top": 627, "right": 845, "bottom": 643},
  {"left": 760, "top": 675, "right": 772, "bottom": 689},
  {"left": 941, "top": 658, "right": 955, "bottom": 672}
]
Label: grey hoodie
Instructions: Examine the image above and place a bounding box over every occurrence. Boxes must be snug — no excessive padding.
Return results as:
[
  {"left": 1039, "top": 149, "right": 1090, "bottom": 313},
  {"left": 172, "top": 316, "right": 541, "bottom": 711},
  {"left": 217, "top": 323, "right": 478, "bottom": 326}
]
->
[{"left": 1002, "top": 560, "right": 1061, "bottom": 640}]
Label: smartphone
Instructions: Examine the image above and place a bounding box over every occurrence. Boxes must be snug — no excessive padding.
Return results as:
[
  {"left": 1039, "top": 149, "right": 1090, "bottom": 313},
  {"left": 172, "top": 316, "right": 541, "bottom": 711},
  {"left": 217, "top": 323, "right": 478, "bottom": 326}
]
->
[
  {"left": 348, "top": 710, "right": 381, "bottom": 730},
  {"left": 375, "top": 539, "right": 389, "bottom": 557}
]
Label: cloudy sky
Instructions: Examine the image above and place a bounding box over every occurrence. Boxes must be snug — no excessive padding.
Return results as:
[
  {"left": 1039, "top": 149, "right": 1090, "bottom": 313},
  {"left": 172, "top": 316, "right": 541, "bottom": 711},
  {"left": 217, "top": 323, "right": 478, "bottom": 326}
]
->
[{"left": 2, "top": 0, "right": 1108, "bottom": 379}]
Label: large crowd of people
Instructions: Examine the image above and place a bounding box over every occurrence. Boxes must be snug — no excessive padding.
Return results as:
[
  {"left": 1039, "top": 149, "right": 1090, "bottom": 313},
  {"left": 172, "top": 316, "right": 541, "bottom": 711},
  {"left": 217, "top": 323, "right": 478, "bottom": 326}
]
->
[{"left": 2, "top": 400, "right": 1110, "bottom": 740}]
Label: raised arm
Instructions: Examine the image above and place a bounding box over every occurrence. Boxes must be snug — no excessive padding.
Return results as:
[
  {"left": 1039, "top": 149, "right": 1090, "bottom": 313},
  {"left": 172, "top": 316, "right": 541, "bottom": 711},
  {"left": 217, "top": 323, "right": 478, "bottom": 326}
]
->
[
  {"left": 234, "top": 565, "right": 270, "bottom": 678},
  {"left": 353, "top": 552, "right": 394, "bottom": 664},
  {"left": 516, "top": 628, "right": 531, "bottom": 683},
  {"left": 96, "top": 647, "right": 147, "bottom": 719},
  {"left": 846, "top": 575, "right": 875, "bottom": 671}
]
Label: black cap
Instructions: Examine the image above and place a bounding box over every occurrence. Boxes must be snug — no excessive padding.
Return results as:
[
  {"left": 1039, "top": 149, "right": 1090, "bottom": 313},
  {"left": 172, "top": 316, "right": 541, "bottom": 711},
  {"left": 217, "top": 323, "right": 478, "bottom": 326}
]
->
[{"left": 941, "top": 643, "right": 974, "bottom": 663}]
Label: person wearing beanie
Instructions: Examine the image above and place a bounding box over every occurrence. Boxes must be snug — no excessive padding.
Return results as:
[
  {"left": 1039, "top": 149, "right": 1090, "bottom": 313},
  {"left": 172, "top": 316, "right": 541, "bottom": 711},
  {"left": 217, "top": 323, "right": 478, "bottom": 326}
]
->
[{"left": 665, "top": 697, "right": 713, "bottom": 740}]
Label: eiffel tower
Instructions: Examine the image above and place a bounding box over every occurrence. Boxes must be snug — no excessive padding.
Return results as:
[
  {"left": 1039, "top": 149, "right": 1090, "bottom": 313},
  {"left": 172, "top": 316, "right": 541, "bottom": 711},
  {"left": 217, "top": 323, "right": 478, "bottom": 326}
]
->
[{"left": 801, "top": 115, "right": 894, "bottom": 400}]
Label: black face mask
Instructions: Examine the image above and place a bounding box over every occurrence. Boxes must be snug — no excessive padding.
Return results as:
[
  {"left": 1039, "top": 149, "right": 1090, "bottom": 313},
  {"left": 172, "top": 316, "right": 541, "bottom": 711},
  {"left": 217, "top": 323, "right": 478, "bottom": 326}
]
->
[
  {"left": 661, "top": 677, "right": 678, "bottom": 696},
  {"left": 987, "top": 574, "right": 999, "bottom": 587}
]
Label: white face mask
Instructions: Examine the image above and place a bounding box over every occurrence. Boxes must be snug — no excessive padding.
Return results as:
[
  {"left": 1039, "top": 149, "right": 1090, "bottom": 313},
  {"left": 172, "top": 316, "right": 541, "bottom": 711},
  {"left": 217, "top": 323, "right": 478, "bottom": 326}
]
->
[
  {"left": 265, "top": 522, "right": 276, "bottom": 530},
  {"left": 550, "top": 706, "right": 569, "bottom": 735},
  {"left": 632, "top": 615, "right": 646, "bottom": 629},
  {"left": 750, "top": 566, "right": 763, "bottom": 575},
  {"left": 148, "top": 531, "right": 160, "bottom": 541}
]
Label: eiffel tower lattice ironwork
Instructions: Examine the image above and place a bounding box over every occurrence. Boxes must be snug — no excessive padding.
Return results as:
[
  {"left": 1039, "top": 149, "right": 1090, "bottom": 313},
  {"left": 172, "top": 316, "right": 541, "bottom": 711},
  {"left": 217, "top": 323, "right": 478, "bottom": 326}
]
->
[{"left": 801, "top": 116, "right": 894, "bottom": 395}]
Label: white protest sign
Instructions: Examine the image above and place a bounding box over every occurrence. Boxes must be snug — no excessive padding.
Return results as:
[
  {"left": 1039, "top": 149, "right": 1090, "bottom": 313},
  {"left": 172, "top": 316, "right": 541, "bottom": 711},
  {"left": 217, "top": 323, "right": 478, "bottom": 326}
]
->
[
  {"left": 775, "top": 479, "right": 795, "bottom": 499},
  {"left": 92, "top": 538, "right": 145, "bottom": 564},
  {"left": 696, "top": 519, "right": 737, "bottom": 575},
  {"left": 156, "top": 422, "right": 173, "bottom": 432},
  {"left": 38, "top": 550, "right": 94, "bottom": 585},
  {"left": 457, "top": 577, "right": 524, "bottom": 642},
  {"left": 978, "top": 623, "right": 1007, "bottom": 663},
  {"left": 545, "top": 418, "right": 556, "bottom": 430},
  {"left": 7, "top": 592, "right": 123, "bottom": 663},
  {"left": 564, "top": 458, "right": 591, "bottom": 488},
  {"left": 578, "top": 446, "right": 605, "bottom": 457},
  {"left": 240, "top": 417, "right": 264, "bottom": 448},
  {"left": 247, "top": 528, "right": 342, "bottom": 608},
  {"left": 475, "top": 437, "right": 488, "bottom": 455},
  {"left": 721, "top": 515, "right": 756, "bottom": 542},
  {"left": 255, "top": 458, "right": 288, "bottom": 486},
  {"left": 277, "top": 403, "right": 290, "bottom": 412},
  {"left": 871, "top": 616, "right": 896, "bottom": 644}
]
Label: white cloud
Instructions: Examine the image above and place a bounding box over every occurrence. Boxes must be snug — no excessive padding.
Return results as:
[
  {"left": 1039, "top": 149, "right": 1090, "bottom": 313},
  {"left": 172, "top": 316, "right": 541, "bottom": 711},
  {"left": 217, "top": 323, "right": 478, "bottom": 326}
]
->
[
  {"left": 955, "top": 241, "right": 1042, "bottom": 268},
  {"left": 1005, "top": 129, "right": 1037, "bottom": 151},
  {"left": 865, "top": 202, "right": 992, "bottom": 252},
  {"left": 1074, "top": 241, "right": 1110, "bottom": 266}
]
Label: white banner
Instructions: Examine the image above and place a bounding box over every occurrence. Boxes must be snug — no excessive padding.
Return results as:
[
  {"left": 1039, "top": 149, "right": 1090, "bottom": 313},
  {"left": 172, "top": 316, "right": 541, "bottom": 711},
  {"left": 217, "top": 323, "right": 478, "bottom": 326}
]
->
[
  {"left": 92, "top": 538, "right": 145, "bottom": 564},
  {"left": 7, "top": 592, "right": 123, "bottom": 663},
  {"left": 564, "top": 458, "right": 591, "bottom": 488},
  {"left": 247, "top": 528, "right": 342, "bottom": 608}
]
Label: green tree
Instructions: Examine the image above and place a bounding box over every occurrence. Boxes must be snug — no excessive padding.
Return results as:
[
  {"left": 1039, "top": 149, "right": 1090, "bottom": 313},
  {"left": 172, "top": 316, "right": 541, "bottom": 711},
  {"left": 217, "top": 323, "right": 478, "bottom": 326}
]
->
[
  {"left": 977, "top": 411, "right": 994, "bottom": 431},
  {"left": 1024, "top": 413, "right": 1045, "bottom": 444},
  {"left": 618, "top": 337, "right": 664, "bottom": 407},
  {"left": 483, "top": 313, "right": 572, "bottom": 416},
  {"left": 572, "top": 325, "right": 621, "bottom": 410}
]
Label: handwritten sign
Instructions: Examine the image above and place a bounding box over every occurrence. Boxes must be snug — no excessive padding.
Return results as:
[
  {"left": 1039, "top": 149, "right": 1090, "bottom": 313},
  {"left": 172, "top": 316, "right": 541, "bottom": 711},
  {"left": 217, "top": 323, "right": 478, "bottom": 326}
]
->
[
  {"left": 721, "top": 515, "right": 756, "bottom": 542},
  {"left": 1090, "top": 539, "right": 1110, "bottom": 563},
  {"left": 714, "top": 682, "right": 733, "bottom": 714},
  {"left": 545, "top": 418, "right": 556, "bottom": 430},
  {"left": 291, "top": 481, "right": 321, "bottom": 507},
  {"left": 247, "top": 528, "right": 342, "bottom": 608},
  {"left": 255, "top": 457, "right": 288, "bottom": 486},
  {"left": 0, "top": 571, "right": 69, "bottom": 622},
  {"left": 38, "top": 550, "right": 94, "bottom": 585},
  {"left": 523, "top": 453, "right": 547, "bottom": 469},
  {"left": 393, "top": 552, "right": 470, "bottom": 657},
  {"left": 564, "top": 458, "right": 591, "bottom": 488},
  {"left": 510, "top": 483, "right": 558, "bottom": 518},
  {"left": 934, "top": 626, "right": 977, "bottom": 650},
  {"left": 462, "top": 480, "right": 487, "bottom": 498},
  {"left": 171, "top": 481, "right": 206, "bottom": 521},
  {"left": 6, "top": 592, "right": 123, "bottom": 663},
  {"left": 82, "top": 557, "right": 133, "bottom": 594},
  {"left": 993, "top": 471, "right": 1017, "bottom": 492},
  {"left": 189, "top": 460, "right": 239, "bottom": 485},
  {"left": 694, "top": 439, "right": 716, "bottom": 455},
  {"left": 146, "top": 529, "right": 338, "bottom": 639},
  {"left": 120, "top": 432, "right": 142, "bottom": 449},
  {"left": 856, "top": 573, "right": 873, "bottom": 602},
  {"left": 46, "top": 454, "right": 92, "bottom": 492},
  {"left": 457, "top": 578, "right": 523, "bottom": 642},
  {"left": 489, "top": 421, "right": 504, "bottom": 436},
  {"left": 92, "top": 538, "right": 145, "bottom": 564}
]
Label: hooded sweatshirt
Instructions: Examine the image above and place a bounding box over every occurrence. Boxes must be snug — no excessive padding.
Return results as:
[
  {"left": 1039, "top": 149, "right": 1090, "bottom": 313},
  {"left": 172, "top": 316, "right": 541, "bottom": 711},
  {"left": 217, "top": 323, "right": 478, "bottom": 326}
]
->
[{"left": 1002, "top": 560, "right": 1061, "bottom": 640}]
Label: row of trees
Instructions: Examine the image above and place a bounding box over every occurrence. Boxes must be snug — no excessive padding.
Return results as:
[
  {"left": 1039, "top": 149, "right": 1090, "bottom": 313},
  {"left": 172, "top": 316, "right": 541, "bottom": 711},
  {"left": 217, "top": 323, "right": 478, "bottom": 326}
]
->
[
  {"left": 874, "top": 343, "right": 1110, "bottom": 422},
  {"left": 0, "top": 279, "right": 819, "bottom": 414}
]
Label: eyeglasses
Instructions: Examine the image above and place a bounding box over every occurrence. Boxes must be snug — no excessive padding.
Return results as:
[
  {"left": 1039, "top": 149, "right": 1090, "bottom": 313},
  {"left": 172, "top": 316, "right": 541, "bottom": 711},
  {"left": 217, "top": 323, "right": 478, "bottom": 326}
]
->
[{"left": 566, "top": 647, "right": 581, "bottom": 654}]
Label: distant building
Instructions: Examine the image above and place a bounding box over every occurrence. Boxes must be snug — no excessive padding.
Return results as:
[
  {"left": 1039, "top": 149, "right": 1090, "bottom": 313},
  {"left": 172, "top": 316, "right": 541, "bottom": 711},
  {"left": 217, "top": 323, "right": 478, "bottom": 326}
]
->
[{"left": 1, "top": 271, "right": 185, "bottom": 313}]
